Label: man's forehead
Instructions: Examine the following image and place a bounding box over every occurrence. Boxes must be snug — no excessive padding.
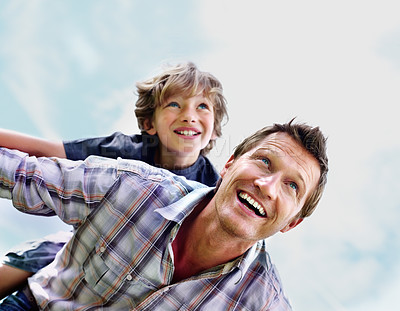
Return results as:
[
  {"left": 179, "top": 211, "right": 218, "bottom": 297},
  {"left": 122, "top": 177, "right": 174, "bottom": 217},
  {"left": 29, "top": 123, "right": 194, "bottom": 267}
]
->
[
  {"left": 248, "top": 132, "right": 320, "bottom": 177},
  {"left": 250, "top": 132, "right": 307, "bottom": 157}
]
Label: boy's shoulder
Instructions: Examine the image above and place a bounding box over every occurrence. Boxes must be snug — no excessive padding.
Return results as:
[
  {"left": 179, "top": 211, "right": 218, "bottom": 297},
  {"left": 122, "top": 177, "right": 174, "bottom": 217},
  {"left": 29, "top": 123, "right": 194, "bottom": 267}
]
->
[
  {"left": 169, "top": 155, "right": 220, "bottom": 187},
  {"left": 64, "top": 132, "right": 155, "bottom": 162}
]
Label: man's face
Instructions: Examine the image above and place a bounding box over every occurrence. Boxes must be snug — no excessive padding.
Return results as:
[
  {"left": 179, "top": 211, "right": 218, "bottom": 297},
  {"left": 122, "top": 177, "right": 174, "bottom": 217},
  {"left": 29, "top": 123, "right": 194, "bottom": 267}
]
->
[{"left": 214, "top": 132, "right": 321, "bottom": 242}]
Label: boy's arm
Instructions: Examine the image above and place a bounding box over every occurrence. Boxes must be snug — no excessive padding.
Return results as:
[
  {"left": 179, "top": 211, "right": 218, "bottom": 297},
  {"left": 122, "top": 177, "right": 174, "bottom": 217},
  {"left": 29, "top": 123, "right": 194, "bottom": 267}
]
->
[
  {"left": 0, "top": 128, "right": 66, "bottom": 158},
  {"left": 0, "top": 264, "right": 33, "bottom": 299}
]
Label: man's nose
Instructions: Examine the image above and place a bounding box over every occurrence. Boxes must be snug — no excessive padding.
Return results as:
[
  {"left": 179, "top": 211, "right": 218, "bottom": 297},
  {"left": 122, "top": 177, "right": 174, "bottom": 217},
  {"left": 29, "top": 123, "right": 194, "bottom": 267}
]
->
[{"left": 254, "top": 174, "right": 280, "bottom": 200}]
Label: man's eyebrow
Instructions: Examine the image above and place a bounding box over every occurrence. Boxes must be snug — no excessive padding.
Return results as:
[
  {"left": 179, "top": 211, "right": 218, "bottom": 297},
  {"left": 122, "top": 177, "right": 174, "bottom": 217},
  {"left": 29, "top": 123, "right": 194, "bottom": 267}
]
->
[
  {"left": 256, "top": 148, "right": 307, "bottom": 192},
  {"left": 294, "top": 172, "right": 306, "bottom": 191},
  {"left": 255, "top": 148, "right": 279, "bottom": 155}
]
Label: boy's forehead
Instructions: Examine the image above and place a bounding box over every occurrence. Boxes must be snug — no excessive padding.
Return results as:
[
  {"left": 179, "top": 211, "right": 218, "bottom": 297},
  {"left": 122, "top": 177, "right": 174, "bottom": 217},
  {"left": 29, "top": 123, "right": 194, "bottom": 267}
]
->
[{"left": 165, "top": 93, "right": 212, "bottom": 103}]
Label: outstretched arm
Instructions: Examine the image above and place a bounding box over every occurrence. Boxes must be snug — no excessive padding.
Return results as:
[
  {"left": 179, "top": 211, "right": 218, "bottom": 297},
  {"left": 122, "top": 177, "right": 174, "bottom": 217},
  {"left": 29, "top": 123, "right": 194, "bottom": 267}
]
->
[
  {"left": 0, "top": 128, "right": 66, "bottom": 299},
  {"left": 0, "top": 128, "right": 66, "bottom": 158},
  {"left": 0, "top": 264, "right": 33, "bottom": 299},
  {"left": 0, "top": 147, "right": 116, "bottom": 299}
]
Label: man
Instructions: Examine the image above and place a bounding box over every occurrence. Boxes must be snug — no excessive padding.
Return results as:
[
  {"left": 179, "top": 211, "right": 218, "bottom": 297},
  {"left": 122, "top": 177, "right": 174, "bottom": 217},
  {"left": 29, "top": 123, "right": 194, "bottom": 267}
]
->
[{"left": 0, "top": 119, "right": 328, "bottom": 310}]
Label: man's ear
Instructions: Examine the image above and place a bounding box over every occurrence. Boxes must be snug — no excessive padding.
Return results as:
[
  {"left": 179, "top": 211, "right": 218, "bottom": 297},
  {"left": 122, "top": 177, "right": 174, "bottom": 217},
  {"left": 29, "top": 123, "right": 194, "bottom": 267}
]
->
[
  {"left": 143, "top": 119, "right": 156, "bottom": 135},
  {"left": 220, "top": 154, "right": 235, "bottom": 177},
  {"left": 280, "top": 218, "right": 304, "bottom": 233}
]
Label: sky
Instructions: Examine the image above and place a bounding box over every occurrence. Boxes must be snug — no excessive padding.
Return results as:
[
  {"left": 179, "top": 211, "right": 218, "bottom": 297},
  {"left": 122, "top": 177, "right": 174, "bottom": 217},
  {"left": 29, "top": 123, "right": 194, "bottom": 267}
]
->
[{"left": 0, "top": 0, "right": 400, "bottom": 310}]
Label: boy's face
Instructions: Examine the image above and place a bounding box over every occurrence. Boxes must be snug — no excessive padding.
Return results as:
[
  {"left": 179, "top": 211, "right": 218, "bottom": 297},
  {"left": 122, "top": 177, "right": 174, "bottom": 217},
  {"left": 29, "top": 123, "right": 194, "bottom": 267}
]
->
[{"left": 147, "top": 93, "right": 216, "bottom": 158}]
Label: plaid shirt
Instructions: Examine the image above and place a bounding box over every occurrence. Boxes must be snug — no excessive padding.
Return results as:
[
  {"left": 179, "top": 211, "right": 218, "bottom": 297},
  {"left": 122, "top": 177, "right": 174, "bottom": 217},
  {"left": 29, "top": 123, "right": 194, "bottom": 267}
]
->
[{"left": 0, "top": 148, "right": 292, "bottom": 311}]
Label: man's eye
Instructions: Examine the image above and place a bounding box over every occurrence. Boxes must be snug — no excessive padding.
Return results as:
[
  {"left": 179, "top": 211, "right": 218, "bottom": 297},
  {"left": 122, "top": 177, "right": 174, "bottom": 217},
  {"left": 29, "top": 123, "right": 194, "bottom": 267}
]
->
[
  {"left": 167, "top": 102, "right": 180, "bottom": 108},
  {"left": 198, "top": 103, "right": 208, "bottom": 110},
  {"left": 289, "top": 182, "right": 298, "bottom": 192},
  {"left": 261, "top": 158, "right": 270, "bottom": 166}
]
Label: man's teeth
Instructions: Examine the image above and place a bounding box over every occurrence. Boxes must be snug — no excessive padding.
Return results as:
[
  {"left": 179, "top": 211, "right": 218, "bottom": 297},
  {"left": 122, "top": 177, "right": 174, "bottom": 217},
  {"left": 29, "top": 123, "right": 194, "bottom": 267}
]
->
[
  {"left": 239, "top": 192, "right": 266, "bottom": 216},
  {"left": 176, "top": 130, "right": 198, "bottom": 136}
]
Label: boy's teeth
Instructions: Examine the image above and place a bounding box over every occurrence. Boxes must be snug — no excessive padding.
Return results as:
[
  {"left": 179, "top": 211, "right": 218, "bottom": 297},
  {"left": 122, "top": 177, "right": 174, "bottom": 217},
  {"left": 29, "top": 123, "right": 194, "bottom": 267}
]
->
[
  {"left": 238, "top": 192, "right": 266, "bottom": 216},
  {"left": 177, "top": 130, "right": 197, "bottom": 136}
]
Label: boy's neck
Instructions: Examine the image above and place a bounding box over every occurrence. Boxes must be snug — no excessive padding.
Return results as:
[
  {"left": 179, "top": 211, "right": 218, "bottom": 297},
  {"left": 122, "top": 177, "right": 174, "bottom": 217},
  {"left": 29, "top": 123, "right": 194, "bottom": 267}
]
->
[{"left": 155, "top": 148, "right": 200, "bottom": 170}]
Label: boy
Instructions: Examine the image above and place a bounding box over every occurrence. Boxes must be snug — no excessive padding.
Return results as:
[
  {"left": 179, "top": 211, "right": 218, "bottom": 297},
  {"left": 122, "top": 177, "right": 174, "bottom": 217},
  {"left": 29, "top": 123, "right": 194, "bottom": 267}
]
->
[{"left": 0, "top": 61, "right": 228, "bottom": 299}]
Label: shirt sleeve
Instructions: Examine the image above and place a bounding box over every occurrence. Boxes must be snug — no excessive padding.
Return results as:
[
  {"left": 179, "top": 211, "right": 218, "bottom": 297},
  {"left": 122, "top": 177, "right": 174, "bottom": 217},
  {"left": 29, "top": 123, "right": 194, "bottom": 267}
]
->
[
  {"left": 63, "top": 132, "right": 143, "bottom": 161},
  {"left": 0, "top": 147, "right": 118, "bottom": 227}
]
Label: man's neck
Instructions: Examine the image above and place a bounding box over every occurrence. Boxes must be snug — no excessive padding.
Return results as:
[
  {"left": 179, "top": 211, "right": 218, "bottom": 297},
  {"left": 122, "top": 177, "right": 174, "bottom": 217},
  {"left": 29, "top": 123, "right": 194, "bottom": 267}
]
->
[{"left": 171, "top": 195, "right": 253, "bottom": 283}]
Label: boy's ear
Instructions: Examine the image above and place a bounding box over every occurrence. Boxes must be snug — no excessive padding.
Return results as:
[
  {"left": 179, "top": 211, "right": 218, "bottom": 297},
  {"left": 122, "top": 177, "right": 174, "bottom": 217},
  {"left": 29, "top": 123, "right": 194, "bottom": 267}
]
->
[
  {"left": 220, "top": 154, "right": 235, "bottom": 177},
  {"left": 211, "top": 129, "right": 218, "bottom": 141},
  {"left": 143, "top": 119, "right": 157, "bottom": 135},
  {"left": 280, "top": 218, "right": 304, "bottom": 233}
]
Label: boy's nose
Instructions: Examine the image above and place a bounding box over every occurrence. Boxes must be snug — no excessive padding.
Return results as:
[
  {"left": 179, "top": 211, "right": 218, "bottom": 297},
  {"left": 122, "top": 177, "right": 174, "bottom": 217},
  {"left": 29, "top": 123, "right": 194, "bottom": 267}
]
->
[{"left": 181, "top": 107, "right": 197, "bottom": 123}]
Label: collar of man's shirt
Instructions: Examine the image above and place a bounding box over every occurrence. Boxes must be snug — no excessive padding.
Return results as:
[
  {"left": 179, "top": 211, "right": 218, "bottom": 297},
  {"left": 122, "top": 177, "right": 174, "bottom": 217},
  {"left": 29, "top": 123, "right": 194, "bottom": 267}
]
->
[{"left": 155, "top": 187, "right": 271, "bottom": 282}]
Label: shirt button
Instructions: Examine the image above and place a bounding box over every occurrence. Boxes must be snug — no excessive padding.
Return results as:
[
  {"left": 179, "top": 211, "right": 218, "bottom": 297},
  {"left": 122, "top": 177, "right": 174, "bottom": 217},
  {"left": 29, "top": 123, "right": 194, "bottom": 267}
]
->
[
  {"left": 99, "top": 247, "right": 106, "bottom": 253},
  {"left": 126, "top": 274, "right": 133, "bottom": 281}
]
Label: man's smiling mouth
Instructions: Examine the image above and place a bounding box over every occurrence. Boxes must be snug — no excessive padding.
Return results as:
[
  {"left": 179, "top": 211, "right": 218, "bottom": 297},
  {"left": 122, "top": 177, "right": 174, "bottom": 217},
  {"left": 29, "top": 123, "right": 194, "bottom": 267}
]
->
[{"left": 238, "top": 191, "right": 266, "bottom": 217}]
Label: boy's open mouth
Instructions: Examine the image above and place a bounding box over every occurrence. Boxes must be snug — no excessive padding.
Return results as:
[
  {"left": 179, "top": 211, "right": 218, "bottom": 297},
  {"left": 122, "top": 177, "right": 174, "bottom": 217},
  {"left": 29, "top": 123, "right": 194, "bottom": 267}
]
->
[
  {"left": 238, "top": 191, "right": 266, "bottom": 217},
  {"left": 174, "top": 130, "right": 200, "bottom": 137}
]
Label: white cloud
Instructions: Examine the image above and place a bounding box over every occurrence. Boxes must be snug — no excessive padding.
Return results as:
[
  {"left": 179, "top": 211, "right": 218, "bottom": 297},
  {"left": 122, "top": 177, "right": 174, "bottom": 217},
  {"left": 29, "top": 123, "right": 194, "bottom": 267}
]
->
[
  {"left": 67, "top": 34, "right": 102, "bottom": 75},
  {"left": 96, "top": 85, "right": 140, "bottom": 135},
  {"left": 0, "top": 1, "right": 64, "bottom": 139}
]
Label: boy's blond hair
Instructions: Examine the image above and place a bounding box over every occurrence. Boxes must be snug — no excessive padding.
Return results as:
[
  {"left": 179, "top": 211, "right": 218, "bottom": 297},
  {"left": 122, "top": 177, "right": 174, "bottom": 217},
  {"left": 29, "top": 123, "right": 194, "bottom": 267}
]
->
[{"left": 135, "top": 62, "right": 228, "bottom": 155}]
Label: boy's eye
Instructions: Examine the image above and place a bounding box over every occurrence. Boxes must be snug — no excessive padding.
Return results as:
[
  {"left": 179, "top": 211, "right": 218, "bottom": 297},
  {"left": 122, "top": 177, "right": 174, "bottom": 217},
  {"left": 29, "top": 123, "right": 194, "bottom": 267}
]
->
[
  {"left": 167, "top": 102, "right": 180, "bottom": 108},
  {"left": 197, "top": 103, "right": 208, "bottom": 110}
]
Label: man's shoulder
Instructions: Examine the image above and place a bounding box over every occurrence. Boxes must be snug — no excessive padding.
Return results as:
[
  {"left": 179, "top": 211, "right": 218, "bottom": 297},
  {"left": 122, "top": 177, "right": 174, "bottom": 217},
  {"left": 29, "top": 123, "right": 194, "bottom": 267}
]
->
[
  {"left": 116, "top": 157, "right": 205, "bottom": 189},
  {"left": 241, "top": 242, "right": 292, "bottom": 309},
  {"left": 245, "top": 240, "right": 274, "bottom": 272},
  {"left": 243, "top": 241, "right": 287, "bottom": 289}
]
